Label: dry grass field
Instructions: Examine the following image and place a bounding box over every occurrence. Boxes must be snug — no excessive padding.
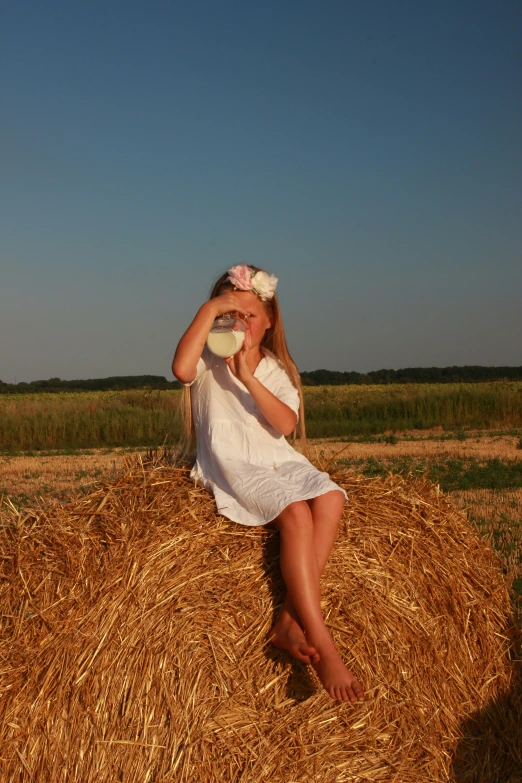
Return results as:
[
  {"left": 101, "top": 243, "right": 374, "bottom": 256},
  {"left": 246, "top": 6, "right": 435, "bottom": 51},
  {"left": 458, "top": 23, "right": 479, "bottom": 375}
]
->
[
  {"left": 1, "top": 429, "right": 520, "bottom": 500},
  {"left": 309, "top": 429, "right": 522, "bottom": 461},
  {"left": 0, "top": 449, "right": 126, "bottom": 502},
  {"left": 2, "top": 430, "right": 521, "bottom": 597},
  {"left": 1, "top": 429, "right": 521, "bottom": 780},
  {"left": 314, "top": 431, "right": 522, "bottom": 591}
]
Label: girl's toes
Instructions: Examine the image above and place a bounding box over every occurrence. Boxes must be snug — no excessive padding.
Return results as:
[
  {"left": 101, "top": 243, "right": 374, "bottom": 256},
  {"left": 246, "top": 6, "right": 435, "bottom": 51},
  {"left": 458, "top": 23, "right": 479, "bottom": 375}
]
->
[
  {"left": 353, "top": 681, "right": 364, "bottom": 700},
  {"left": 297, "top": 644, "right": 318, "bottom": 664}
]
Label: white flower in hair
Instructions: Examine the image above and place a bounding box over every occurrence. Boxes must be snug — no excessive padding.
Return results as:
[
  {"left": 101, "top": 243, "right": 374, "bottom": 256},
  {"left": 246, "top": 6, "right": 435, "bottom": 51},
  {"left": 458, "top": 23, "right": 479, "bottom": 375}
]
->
[
  {"left": 226, "top": 265, "right": 278, "bottom": 301},
  {"left": 251, "top": 270, "right": 278, "bottom": 301}
]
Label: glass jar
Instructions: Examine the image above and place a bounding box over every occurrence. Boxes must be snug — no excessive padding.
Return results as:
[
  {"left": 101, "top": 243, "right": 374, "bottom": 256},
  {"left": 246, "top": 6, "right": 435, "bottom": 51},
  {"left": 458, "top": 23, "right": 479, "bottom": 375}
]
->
[{"left": 206, "top": 314, "right": 247, "bottom": 358}]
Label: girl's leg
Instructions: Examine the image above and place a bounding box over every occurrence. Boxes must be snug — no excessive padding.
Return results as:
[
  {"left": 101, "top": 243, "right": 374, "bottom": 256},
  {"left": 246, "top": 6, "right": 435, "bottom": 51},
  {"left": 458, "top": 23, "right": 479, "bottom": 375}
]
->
[
  {"left": 269, "top": 491, "right": 343, "bottom": 663},
  {"left": 270, "top": 497, "right": 363, "bottom": 702}
]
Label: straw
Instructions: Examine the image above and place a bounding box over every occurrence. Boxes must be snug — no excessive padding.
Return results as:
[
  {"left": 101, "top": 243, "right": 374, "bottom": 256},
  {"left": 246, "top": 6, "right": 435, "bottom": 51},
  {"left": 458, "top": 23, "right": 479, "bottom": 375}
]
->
[{"left": 0, "top": 451, "right": 519, "bottom": 782}]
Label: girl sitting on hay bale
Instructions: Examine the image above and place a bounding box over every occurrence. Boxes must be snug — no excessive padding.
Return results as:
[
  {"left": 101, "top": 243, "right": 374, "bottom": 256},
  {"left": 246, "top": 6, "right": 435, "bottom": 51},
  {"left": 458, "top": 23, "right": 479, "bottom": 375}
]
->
[{"left": 173, "top": 264, "right": 364, "bottom": 703}]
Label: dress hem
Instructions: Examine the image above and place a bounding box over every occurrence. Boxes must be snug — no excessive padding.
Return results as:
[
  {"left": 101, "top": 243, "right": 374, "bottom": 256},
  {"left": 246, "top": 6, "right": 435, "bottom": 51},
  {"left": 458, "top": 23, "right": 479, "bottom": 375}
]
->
[{"left": 215, "top": 485, "right": 348, "bottom": 528}]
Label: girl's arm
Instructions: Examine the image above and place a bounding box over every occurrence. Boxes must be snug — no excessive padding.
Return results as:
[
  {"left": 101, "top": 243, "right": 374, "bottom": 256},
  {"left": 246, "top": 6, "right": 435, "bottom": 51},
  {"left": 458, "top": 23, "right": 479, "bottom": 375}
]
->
[
  {"left": 226, "top": 332, "right": 297, "bottom": 436},
  {"left": 172, "top": 294, "right": 249, "bottom": 384},
  {"left": 241, "top": 374, "right": 297, "bottom": 436}
]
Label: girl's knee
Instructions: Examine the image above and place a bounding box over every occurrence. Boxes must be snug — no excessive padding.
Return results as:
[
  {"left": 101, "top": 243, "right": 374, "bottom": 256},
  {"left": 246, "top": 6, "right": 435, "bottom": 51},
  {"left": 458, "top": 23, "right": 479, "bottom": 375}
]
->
[
  {"left": 276, "top": 500, "right": 312, "bottom": 531},
  {"left": 332, "top": 489, "right": 346, "bottom": 510},
  {"left": 317, "top": 490, "right": 345, "bottom": 513}
]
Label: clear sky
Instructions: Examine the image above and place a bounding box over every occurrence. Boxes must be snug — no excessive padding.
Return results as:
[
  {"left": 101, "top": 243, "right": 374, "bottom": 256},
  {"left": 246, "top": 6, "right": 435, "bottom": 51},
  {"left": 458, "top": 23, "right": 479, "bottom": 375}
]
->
[{"left": 1, "top": 0, "right": 521, "bottom": 382}]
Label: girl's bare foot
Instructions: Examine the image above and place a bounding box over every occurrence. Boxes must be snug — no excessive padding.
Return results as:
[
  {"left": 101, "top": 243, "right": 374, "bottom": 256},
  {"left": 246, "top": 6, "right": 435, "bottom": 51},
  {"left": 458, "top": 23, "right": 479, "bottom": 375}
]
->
[
  {"left": 312, "top": 647, "right": 364, "bottom": 702},
  {"left": 268, "top": 612, "right": 320, "bottom": 664}
]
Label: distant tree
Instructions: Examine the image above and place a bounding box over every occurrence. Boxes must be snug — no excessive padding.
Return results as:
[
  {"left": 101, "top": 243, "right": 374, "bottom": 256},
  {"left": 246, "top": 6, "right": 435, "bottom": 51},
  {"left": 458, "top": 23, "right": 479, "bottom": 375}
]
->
[{"left": 1, "top": 367, "right": 521, "bottom": 394}]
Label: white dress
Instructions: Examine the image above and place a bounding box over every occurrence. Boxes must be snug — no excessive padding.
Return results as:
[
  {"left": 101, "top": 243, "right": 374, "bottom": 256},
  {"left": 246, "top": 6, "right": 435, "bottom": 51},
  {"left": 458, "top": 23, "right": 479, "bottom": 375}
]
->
[{"left": 183, "top": 347, "right": 347, "bottom": 527}]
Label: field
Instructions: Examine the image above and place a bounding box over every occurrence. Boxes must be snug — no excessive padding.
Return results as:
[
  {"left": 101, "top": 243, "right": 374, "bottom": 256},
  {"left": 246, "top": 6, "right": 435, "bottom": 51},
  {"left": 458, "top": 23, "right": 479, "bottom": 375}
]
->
[
  {"left": 312, "top": 430, "right": 522, "bottom": 600},
  {"left": 1, "top": 381, "right": 521, "bottom": 451},
  {"left": 2, "top": 430, "right": 521, "bottom": 609},
  {"left": 1, "top": 383, "right": 521, "bottom": 609}
]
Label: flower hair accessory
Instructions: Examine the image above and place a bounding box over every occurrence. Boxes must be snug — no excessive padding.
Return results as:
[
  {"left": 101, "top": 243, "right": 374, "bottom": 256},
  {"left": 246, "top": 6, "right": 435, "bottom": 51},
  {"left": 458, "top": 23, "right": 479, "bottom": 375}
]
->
[{"left": 226, "top": 264, "right": 278, "bottom": 301}]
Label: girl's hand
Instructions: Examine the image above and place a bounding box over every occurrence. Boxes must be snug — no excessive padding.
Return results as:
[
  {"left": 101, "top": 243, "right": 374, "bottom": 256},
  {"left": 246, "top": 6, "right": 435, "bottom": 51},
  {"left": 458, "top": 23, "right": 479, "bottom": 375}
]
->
[
  {"left": 173, "top": 295, "right": 248, "bottom": 385},
  {"left": 224, "top": 329, "right": 253, "bottom": 384},
  {"left": 207, "top": 293, "right": 250, "bottom": 320}
]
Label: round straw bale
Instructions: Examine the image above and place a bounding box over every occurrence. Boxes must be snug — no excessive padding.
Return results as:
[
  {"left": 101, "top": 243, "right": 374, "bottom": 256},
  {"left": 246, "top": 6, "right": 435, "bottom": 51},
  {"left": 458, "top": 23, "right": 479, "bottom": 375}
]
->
[{"left": 0, "top": 454, "right": 519, "bottom": 783}]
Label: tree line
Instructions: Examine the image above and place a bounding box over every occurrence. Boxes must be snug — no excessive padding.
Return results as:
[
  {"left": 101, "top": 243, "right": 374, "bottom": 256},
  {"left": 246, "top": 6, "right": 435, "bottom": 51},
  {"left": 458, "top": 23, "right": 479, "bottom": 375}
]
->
[
  {"left": 1, "top": 365, "right": 521, "bottom": 394},
  {"left": 300, "top": 366, "right": 522, "bottom": 386},
  {"left": 0, "top": 376, "right": 181, "bottom": 394}
]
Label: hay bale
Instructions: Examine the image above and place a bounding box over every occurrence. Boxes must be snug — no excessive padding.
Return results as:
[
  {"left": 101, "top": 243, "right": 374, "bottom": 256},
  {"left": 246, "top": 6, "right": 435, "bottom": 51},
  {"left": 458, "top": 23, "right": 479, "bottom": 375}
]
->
[{"left": 0, "top": 454, "right": 519, "bottom": 783}]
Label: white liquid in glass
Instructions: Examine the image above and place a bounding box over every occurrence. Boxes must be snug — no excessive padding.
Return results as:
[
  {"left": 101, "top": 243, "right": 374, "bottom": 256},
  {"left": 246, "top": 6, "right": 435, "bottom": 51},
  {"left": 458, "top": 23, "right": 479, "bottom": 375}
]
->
[{"left": 206, "top": 329, "right": 245, "bottom": 357}]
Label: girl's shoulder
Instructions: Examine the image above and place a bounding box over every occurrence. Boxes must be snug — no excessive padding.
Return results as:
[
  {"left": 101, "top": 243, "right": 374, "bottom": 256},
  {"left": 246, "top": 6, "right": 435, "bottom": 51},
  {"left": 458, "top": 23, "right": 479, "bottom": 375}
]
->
[
  {"left": 178, "top": 346, "right": 219, "bottom": 387},
  {"left": 258, "top": 349, "right": 294, "bottom": 384},
  {"left": 259, "top": 348, "right": 285, "bottom": 373}
]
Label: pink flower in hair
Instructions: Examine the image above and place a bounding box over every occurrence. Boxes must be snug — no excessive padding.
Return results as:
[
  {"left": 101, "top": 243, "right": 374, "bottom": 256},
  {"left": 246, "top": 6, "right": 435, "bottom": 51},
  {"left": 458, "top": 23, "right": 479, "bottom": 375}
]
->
[
  {"left": 227, "top": 264, "right": 278, "bottom": 300},
  {"left": 227, "top": 264, "right": 254, "bottom": 291}
]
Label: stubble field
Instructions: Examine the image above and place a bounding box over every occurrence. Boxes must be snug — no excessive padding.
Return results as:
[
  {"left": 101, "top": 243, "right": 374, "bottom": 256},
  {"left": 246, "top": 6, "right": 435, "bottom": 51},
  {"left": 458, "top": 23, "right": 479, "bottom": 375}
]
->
[
  {"left": 1, "top": 383, "right": 521, "bottom": 606},
  {"left": 2, "top": 429, "right": 521, "bottom": 607}
]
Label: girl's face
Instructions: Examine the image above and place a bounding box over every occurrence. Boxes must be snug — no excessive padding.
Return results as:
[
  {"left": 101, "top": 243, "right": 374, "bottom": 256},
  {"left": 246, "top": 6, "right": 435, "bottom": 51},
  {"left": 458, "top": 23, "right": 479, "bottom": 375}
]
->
[{"left": 232, "top": 291, "right": 271, "bottom": 349}]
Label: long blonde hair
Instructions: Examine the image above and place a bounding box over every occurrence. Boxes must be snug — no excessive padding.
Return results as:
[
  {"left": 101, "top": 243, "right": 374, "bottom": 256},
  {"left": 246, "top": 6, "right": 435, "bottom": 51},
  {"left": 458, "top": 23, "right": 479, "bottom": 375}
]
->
[{"left": 179, "top": 267, "right": 306, "bottom": 457}]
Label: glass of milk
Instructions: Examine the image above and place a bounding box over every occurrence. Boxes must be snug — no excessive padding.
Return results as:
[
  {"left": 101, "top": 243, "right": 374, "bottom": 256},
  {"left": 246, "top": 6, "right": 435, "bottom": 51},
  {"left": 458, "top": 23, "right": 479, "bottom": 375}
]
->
[{"left": 206, "top": 314, "right": 247, "bottom": 357}]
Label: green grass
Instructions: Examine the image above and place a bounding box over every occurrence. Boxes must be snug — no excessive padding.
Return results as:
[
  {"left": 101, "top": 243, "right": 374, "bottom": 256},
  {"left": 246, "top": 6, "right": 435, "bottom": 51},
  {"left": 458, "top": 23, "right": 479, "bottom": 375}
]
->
[
  {"left": 304, "top": 382, "right": 522, "bottom": 438},
  {"left": 1, "top": 381, "right": 521, "bottom": 451},
  {"left": 0, "top": 390, "right": 182, "bottom": 451},
  {"left": 336, "top": 456, "right": 522, "bottom": 493}
]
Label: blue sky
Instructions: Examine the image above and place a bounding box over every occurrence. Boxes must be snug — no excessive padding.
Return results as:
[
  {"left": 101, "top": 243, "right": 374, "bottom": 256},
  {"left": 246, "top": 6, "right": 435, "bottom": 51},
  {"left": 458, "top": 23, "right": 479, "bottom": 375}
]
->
[{"left": 1, "top": 0, "right": 521, "bottom": 382}]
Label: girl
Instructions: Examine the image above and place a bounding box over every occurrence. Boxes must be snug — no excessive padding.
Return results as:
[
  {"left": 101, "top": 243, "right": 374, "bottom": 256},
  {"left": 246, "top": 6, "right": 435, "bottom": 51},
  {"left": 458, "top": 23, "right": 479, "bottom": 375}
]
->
[{"left": 172, "top": 264, "right": 364, "bottom": 703}]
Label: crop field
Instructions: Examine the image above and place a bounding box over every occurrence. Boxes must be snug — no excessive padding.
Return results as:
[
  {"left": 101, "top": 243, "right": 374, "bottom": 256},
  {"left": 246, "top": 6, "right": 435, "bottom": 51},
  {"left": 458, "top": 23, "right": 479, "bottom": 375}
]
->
[
  {"left": 1, "top": 383, "right": 521, "bottom": 611},
  {"left": 303, "top": 380, "right": 522, "bottom": 437},
  {"left": 0, "top": 390, "right": 180, "bottom": 452},
  {"left": 1, "top": 381, "right": 522, "bottom": 451}
]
